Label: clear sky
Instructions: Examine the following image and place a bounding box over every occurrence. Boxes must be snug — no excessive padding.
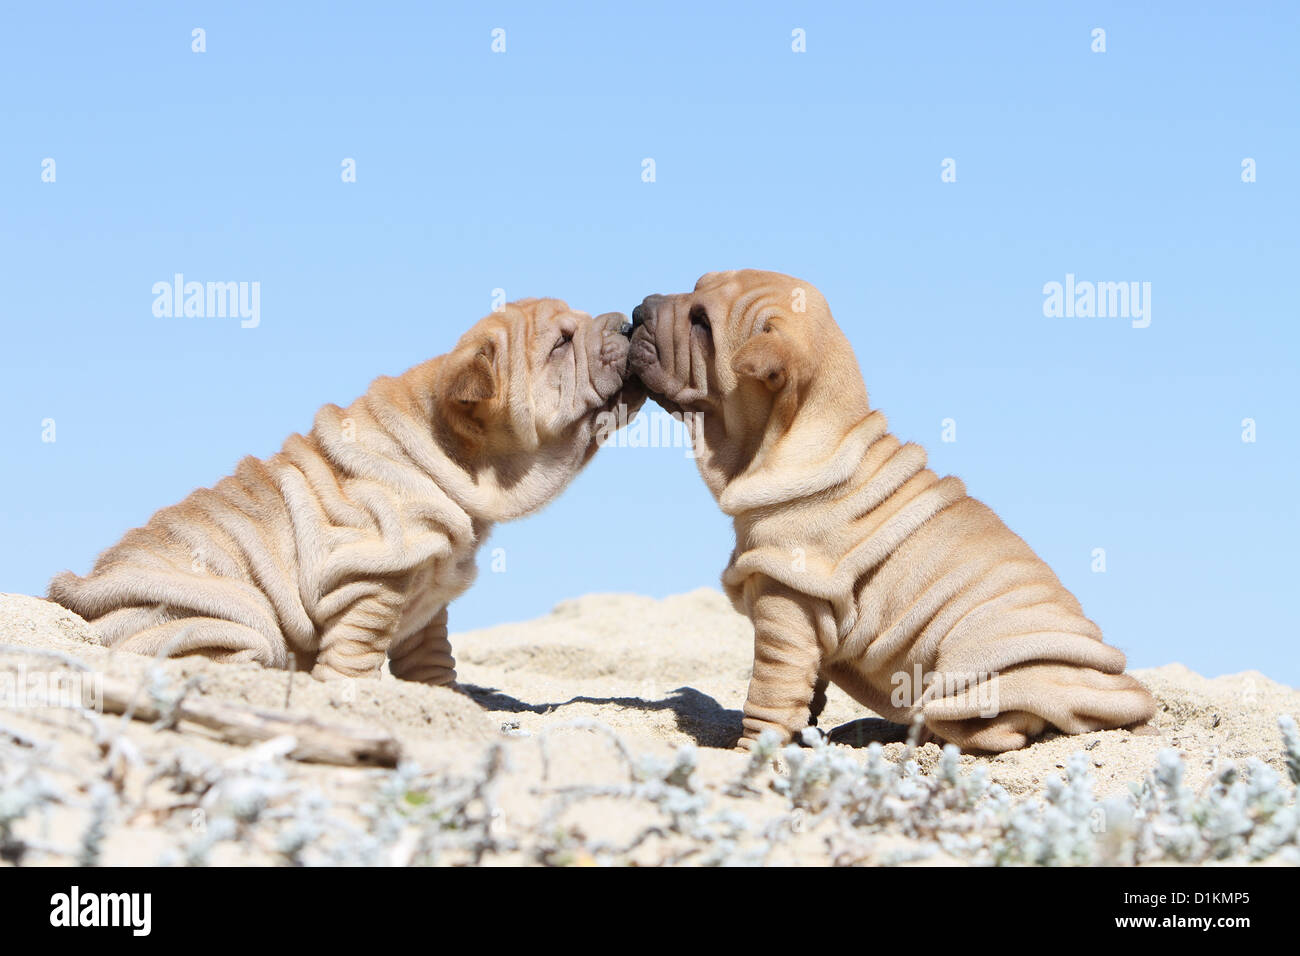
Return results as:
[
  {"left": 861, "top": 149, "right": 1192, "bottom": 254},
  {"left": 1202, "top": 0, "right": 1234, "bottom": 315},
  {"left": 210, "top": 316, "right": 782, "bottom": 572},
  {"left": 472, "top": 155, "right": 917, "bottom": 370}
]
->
[{"left": 2, "top": 3, "right": 1296, "bottom": 683}]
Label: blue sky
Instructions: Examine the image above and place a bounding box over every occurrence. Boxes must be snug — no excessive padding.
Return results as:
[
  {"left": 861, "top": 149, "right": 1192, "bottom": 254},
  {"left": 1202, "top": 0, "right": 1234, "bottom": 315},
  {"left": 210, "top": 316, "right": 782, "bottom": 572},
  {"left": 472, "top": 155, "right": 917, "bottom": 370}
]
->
[{"left": 2, "top": 2, "right": 1296, "bottom": 683}]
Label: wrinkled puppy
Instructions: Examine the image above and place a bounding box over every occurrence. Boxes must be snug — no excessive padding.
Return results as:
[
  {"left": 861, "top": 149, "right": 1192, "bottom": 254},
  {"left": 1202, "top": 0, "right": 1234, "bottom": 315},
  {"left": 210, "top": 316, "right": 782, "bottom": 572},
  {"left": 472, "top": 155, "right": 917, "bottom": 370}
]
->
[
  {"left": 629, "top": 270, "right": 1155, "bottom": 752},
  {"left": 51, "top": 299, "right": 644, "bottom": 683}
]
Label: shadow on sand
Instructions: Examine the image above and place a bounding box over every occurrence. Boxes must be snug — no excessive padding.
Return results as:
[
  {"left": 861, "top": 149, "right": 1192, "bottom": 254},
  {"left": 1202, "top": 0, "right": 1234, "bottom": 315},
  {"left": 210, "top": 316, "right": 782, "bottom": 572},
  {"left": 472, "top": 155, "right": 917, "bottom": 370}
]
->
[
  {"left": 459, "top": 683, "right": 911, "bottom": 750},
  {"left": 458, "top": 683, "right": 742, "bottom": 748}
]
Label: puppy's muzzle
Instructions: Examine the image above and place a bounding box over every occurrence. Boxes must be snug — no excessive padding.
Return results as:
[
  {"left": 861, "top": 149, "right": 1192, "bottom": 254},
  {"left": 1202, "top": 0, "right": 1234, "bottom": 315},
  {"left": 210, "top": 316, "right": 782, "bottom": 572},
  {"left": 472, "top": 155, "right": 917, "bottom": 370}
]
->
[
  {"left": 631, "top": 294, "right": 667, "bottom": 330},
  {"left": 595, "top": 312, "right": 634, "bottom": 337}
]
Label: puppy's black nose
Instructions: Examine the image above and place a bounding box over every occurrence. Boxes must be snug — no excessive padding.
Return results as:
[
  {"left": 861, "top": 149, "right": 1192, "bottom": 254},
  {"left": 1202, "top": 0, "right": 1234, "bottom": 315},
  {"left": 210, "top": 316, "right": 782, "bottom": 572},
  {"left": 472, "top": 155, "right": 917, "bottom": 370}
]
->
[
  {"left": 632, "top": 295, "right": 664, "bottom": 329},
  {"left": 596, "top": 312, "right": 632, "bottom": 336}
]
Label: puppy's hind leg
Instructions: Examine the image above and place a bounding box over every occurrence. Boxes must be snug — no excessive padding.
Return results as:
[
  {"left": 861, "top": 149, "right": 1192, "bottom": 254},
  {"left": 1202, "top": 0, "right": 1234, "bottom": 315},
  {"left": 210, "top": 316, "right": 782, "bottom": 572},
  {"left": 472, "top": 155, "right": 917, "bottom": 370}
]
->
[
  {"left": 112, "top": 615, "right": 286, "bottom": 667},
  {"left": 90, "top": 604, "right": 177, "bottom": 647},
  {"left": 388, "top": 606, "right": 456, "bottom": 686},
  {"left": 923, "top": 710, "right": 1046, "bottom": 754},
  {"left": 922, "top": 663, "right": 1158, "bottom": 752}
]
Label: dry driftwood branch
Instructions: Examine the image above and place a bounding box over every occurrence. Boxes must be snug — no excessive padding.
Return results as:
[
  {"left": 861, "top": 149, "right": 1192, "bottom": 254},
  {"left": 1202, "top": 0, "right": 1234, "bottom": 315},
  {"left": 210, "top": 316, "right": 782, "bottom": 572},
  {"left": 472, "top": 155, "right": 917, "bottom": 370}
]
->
[
  {"left": 96, "top": 675, "right": 401, "bottom": 768},
  {"left": 0, "top": 642, "right": 93, "bottom": 670}
]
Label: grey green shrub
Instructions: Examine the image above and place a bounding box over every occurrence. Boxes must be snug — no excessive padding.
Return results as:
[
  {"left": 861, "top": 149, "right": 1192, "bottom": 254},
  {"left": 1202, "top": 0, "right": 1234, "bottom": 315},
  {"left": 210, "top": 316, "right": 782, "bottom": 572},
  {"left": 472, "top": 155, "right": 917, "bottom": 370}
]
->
[{"left": 1, "top": 708, "right": 1297, "bottom": 866}]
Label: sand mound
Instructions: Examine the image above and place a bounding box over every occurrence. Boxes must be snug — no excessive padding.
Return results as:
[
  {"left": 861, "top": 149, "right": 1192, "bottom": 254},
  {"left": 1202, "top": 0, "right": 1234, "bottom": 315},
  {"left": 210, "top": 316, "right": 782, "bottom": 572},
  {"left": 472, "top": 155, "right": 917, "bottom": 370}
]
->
[
  {"left": 0, "top": 593, "right": 496, "bottom": 759},
  {"left": 1, "top": 590, "right": 1296, "bottom": 866}
]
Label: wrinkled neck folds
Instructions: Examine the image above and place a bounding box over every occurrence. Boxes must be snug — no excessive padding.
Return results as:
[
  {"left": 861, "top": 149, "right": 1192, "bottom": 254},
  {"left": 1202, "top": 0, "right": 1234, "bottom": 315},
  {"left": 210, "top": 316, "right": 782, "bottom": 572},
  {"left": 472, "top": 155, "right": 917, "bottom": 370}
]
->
[{"left": 719, "top": 409, "right": 968, "bottom": 630}]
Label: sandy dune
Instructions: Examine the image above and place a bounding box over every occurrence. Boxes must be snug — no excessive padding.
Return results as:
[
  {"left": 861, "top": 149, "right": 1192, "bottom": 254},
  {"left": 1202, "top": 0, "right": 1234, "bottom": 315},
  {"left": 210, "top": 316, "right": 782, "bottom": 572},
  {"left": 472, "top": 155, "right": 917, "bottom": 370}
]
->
[{"left": 1, "top": 589, "right": 1296, "bottom": 865}]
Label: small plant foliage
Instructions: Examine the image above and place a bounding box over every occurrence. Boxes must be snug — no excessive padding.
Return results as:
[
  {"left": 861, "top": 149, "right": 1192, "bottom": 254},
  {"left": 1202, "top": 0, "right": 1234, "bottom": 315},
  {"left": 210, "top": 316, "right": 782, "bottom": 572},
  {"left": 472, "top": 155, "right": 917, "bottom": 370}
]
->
[{"left": 1, "top": 692, "right": 1297, "bottom": 866}]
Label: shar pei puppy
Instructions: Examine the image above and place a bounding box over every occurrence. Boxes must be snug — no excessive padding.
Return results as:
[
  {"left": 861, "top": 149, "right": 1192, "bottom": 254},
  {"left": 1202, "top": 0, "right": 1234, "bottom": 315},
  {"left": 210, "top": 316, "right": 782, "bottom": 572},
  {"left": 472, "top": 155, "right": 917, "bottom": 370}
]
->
[
  {"left": 50, "top": 299, "right": 643, "bottom": 683},
  {"left": 629, "top": 269, "right": 1156, "bottom": 753}
]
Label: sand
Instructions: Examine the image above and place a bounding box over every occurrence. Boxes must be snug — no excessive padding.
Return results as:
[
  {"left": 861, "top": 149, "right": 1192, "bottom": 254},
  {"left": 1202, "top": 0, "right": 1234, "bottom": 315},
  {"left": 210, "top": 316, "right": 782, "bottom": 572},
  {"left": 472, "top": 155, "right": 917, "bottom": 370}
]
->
[{"left": 1, "top": 589, "right": 1296, "bottom": 866}]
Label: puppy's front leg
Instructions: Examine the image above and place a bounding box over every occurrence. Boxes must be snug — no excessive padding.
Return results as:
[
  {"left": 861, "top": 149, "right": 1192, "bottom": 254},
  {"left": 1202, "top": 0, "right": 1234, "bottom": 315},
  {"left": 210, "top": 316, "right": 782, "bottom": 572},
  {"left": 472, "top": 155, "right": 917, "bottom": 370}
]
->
[
  {"left": 388, "top": 605, "right": 456, "bottom": 685},
  {"left": 737, "top": 579, "right": 824, "bottom": 752},
  {"left": 312, "top": 587, "right": 405, "bottom": 681}
]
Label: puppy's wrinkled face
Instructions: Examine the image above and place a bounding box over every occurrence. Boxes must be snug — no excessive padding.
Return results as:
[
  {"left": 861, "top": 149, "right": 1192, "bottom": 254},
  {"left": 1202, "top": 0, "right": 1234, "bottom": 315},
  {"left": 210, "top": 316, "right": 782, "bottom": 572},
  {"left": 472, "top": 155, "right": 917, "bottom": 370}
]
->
[
  {"left": 628, "top": 269, "right": 824, "bottom": 416},
  {"left": 437, "top": 298, "right": 642, "bottom": 458}
]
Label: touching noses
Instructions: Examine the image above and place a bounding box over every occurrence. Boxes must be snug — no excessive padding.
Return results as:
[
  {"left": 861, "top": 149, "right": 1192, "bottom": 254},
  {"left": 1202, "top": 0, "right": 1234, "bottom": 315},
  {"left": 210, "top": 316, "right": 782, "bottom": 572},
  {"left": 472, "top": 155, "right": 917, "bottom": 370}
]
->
[
  {"left": 595, "top": 311, "right": 633, "bottom": 337},
  {"left": 631, "top": 294, "right": 667, "bottom": 330}
]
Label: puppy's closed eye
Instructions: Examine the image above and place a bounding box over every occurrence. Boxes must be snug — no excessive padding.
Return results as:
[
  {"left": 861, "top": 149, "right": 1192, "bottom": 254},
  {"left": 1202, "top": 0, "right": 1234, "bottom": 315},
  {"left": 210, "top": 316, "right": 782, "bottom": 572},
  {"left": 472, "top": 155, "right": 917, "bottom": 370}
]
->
[
  {"left": 552, "top": 332, "right": 573, "bottom": 354},
  {"left": 689, "top": 304, "right": 711, "bottom": 335}
]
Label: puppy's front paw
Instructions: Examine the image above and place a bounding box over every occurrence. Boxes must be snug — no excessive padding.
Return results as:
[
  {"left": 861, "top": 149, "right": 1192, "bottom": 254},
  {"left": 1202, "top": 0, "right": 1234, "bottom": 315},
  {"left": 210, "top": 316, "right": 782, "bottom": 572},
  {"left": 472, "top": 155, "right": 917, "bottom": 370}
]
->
[
  {"left": 1126, "top": 721, "right": 1161, "bottom": 737},
  {"left": 735, "top": 720, "right": 796, "bottom": 754},
  {"left": 310, "top": 661, "right": 382, "bottom": 682}
]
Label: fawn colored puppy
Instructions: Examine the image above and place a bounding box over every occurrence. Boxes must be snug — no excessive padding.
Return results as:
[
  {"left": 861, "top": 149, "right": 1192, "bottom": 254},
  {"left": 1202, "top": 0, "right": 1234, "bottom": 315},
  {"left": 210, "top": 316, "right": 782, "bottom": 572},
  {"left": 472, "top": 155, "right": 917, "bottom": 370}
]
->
[
  {"left": 51, "top": 299, "right": 643, "bottom": 683},
  {"left": 629, "top": 270, "right": 1155, "bottom": 752}
]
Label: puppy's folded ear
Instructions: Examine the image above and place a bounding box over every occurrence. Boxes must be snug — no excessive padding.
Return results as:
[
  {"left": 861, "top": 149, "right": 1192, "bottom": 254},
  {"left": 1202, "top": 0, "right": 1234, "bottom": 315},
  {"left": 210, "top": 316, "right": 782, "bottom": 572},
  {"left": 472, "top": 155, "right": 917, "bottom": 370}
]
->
[
  {"left": 436, "top": 342, "right": 499, "bottom": 443},
  {"left": 445, "top": 348, "right": 496, "bottom": 403},
  {"left": 730, "top": 321, "right": 804, "bottom": 392}
]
